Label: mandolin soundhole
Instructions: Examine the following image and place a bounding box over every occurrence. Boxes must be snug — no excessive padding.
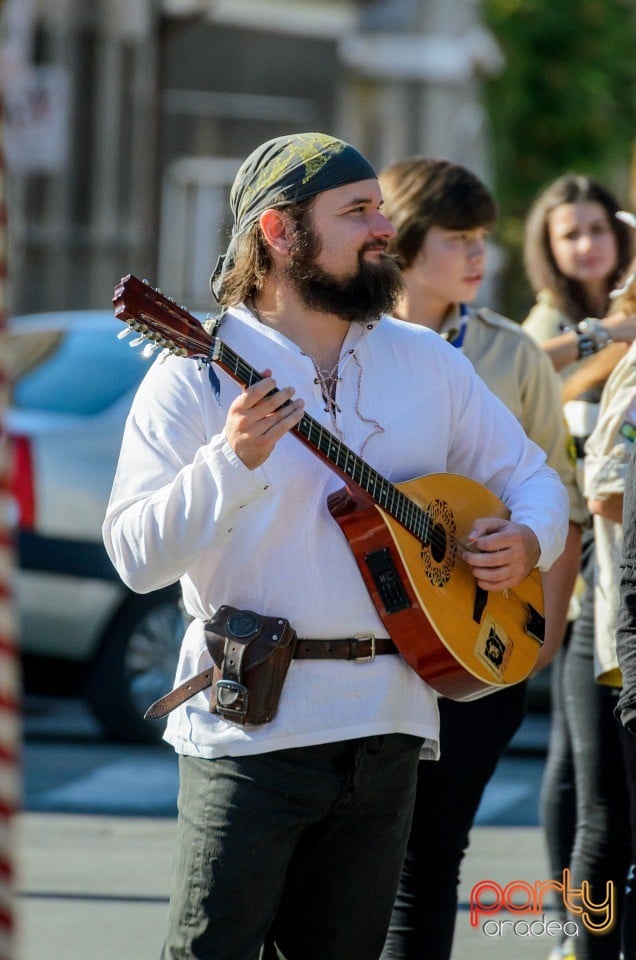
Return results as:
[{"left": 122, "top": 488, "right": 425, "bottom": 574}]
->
[
  {"left": 430, "top": 524, "right": 446, "bottom": 562},
  {"left": 421, "top": 499, "right": 457, "bottom": 586}
]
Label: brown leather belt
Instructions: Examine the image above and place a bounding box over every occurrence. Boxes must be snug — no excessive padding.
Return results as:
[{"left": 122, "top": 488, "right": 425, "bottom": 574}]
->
[
  {"left": 295, "top": 635, "right": 397, "bottom": 662},
  {"left": 145, "top": 635, "right": 397, "bottom": 721}
]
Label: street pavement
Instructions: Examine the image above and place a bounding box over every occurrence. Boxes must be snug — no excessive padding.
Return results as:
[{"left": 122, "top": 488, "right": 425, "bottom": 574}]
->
[{"left": 17, "top": 697, "right": 559, "bottom": 959}]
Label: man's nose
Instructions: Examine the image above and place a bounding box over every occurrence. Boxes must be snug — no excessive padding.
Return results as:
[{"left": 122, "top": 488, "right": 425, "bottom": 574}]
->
[{"left": 371, "top": 211, "right": 395, "bottom": 239}]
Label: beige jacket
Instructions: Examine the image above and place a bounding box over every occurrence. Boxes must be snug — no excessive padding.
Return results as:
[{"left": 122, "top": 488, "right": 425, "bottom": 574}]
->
[
  {"left": 523, "top": 289, "right": 580, "bottom": 382},
  {"left": 585, "top": 340, "right": 636, "bottom": 684},
  {"left": 523, "top": 290, "right": 601, "bottom": 497}
]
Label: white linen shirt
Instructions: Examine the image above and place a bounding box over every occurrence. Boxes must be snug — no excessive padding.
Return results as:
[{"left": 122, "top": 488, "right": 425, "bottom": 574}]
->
[{"left": 103, "top": 304, "right": 569, "bottom": 760}]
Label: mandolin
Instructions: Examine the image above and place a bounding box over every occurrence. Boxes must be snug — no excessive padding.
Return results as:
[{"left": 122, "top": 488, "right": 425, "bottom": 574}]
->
[{"left": 113, "top": 274, "right": 545, "bottom": 701}]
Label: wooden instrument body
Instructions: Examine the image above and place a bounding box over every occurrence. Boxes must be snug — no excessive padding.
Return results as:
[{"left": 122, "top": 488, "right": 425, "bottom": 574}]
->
[{"left": 328, "top": 473, "right": 543, "bottom": 700}]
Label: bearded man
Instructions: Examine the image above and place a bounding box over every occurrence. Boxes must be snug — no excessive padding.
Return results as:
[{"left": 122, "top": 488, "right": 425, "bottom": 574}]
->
[{"left": 103, "top": 132, "right": 569, "bottom": 960}]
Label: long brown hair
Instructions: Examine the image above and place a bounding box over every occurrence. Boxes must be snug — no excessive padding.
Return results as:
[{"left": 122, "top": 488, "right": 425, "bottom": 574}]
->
[
  {"left": 524, "top": 174, "right": 633, "bottom": 322},
  {"left": 218, "top": 199, "right": 313, "bottom": 307}
]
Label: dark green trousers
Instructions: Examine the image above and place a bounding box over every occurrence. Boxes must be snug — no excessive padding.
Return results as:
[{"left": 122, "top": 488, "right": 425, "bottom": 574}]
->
[{"left": 160, "top": 734, "right": 423, "bottom": 960}]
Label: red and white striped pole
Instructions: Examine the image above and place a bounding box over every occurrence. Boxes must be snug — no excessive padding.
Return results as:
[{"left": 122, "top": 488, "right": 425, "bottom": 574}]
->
[{"left": 0, "top": 34, "right": 21, "bottom": 960}]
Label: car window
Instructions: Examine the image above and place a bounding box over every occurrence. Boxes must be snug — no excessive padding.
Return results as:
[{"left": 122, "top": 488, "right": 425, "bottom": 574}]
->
[{"left": 12, "top": 326, "right": 153, "bottom": 415}]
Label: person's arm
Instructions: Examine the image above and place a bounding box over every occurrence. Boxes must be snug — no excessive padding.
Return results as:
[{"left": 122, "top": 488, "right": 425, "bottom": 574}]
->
[
  {"left": 460, "top": 330, "right": 579, "bottom": 595},
  {"left": 588, "top": 493, "right": 624, "bottom": 524},
  {"left": 617, "top": 443, "right": 636, "bottom": 733},
  {"left": 538, "top": 330, "right": 581, "bottom": 372},
  {"left": 535, "top": 312, "right": 636, "bottom": 373},
  {"left": 584, "top": 347, "right": 636, "bottom": 726},
  {"left": 584, "top": 347, "right": 636, "bottom": 525},
  {"left": 103, "top": 356, "right": 303, "bottom": 594},
  {"left": 444, "top": 347, "right": 570, "bottom": 581}
]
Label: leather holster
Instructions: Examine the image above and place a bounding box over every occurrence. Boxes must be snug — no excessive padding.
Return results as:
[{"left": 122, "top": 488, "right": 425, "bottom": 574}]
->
[{"left": 204, "top": 605, "right": 297, "bottom": 726}]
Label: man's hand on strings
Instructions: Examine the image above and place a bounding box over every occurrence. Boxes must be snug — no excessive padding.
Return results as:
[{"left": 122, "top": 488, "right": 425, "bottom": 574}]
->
[
  {"left": 461, "top": 517, "right": 540, "bottom": 590},
  {"left": 225, "top": 370, "right": 305, "bottom": 470}
]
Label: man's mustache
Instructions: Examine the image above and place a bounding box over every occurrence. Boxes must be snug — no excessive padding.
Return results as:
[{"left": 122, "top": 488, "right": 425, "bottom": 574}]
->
[{"left": 360, "top": 240, "right": 389, "bottom": 253}]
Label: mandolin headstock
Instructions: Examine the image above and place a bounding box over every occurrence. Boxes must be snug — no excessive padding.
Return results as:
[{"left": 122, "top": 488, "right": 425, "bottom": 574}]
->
[{"left": 112, "top": 274, "right": 213, "bottom": 360}]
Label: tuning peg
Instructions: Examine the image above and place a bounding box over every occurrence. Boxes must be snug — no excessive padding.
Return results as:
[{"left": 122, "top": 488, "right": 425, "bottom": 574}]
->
[
  {"left": 158, "top": 349, "right": 171, "bottom": 364},
  {"left": 130, "top": 335, "right": 145, "bottom": 347},
  {"left": 142, "top": 342, "right": 158, "bottom": 358},
  {"left": 117, "top": 327, "right": 132, "bottom": 339}
]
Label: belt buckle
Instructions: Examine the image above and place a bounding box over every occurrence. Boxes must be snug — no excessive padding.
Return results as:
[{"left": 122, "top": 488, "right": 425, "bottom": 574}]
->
[
  {"left": 215, "top": 679, "right": 249, "bottom": 719},
  {"left": 352, "top": 634, "right": 376, "bottom": 663}
]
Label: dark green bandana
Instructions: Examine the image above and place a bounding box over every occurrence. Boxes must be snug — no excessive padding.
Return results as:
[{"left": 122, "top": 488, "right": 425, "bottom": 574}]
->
[{"left": 210, "top": 131, "right": 377, "bottom": 301}]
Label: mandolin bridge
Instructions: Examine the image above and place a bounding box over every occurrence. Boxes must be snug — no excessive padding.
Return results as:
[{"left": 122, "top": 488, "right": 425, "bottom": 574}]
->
[{"left": 364, "top": 547, "right": 411, "bottom": 614}]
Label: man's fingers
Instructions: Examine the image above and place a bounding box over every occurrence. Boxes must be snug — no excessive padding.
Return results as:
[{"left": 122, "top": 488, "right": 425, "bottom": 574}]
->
[
  {"left": 465, "top": 555, "right": 522, "bottom": 591},
  {"left": 466, "top": 516, "right": 507, "bottom": 543},
  {"left": 237, "top": 376, "right": 284, "bottom": 410},
  {"left": 463, "top": 546, "right": 509, "bottom": 569},
  {"left": 461, "top": 519, "right": 540, "bottom": 591},
  {"left": 225, "top": 372, "right": 305, "bottom": 469},
  {"left": 232, "top": 381, "right": 298, "bottom": 425},
  {"left": 232, "top": 395, "right": 303, "bottom": 442},
  {"left": 260, "top": 399, "right": 305, "bottom": 442}
]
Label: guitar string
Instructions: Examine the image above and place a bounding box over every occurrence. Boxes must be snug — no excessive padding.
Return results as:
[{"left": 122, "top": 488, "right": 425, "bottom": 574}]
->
[{"left": 132, "top": 313, "right": 542, "bottom": 632}]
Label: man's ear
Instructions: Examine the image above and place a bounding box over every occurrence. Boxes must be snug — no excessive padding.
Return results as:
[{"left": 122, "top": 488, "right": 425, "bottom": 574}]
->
[{"left": 259, "top": 208, "right": 293, "bottom": 255}]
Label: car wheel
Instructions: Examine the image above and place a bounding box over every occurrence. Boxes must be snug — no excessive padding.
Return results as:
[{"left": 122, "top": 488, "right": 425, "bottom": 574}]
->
[{"left": 84, "top": 585, "right": 185, "bottom": 743}]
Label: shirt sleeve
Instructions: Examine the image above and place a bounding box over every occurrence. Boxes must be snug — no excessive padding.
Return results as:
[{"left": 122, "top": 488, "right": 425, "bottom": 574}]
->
[
  {"left": 443, "top": 347, "right": 569, "bottom": 571},
  {"left": 102, "top": 354, "right": 273, "bottom": 593}
]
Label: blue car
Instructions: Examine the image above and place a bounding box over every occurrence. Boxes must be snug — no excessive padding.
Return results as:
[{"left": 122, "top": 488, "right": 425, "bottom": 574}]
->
[{"left": 8, "top": 310, "right": 184, "bottom": 742}]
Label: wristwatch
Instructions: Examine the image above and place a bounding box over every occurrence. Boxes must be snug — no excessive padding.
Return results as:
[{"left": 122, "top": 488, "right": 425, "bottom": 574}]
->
[{"left": 575, "top": 319, "right": 612, "bottom": 359}]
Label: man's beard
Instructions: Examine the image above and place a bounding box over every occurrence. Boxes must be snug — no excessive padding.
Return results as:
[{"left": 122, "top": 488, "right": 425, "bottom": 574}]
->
[{"left": 284, "top": 224, "right": 404, "bottom": 323}]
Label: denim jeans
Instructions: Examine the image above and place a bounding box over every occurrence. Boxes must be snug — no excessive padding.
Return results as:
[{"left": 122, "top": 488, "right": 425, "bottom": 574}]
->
[{"left": 160, "top": 734, "right": 423, "bottom": 960}]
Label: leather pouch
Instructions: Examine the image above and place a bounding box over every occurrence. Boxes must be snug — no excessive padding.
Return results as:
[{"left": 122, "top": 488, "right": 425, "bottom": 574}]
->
[{"left": 204, "top": 605, "right": 297, "bottom": 726}]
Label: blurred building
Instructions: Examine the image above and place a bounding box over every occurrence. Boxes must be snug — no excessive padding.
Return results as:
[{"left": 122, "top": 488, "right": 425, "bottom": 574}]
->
[{"left": 3, "top": 0, "right": 503, "bottom": 314}]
